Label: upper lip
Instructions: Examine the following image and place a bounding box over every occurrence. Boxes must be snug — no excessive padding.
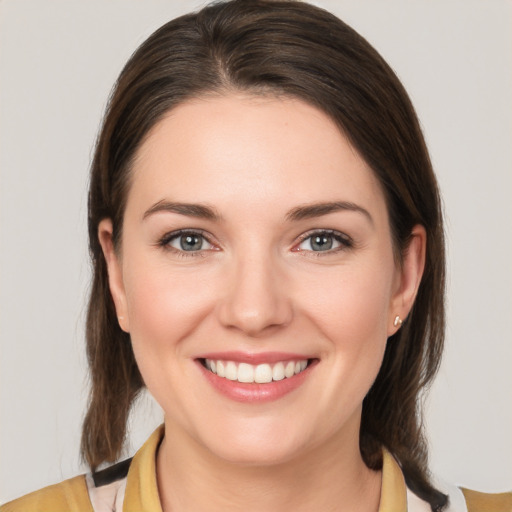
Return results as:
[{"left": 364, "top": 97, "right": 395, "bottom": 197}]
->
[{"left": 195, "top": 351, "right": 314, "bottom": 365}]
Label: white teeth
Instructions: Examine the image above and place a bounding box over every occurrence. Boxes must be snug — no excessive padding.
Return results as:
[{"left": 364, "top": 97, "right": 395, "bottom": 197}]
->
[
  {"left": 225, "top": 361, "right": 237, "bottom": 380},
  {"left": 272, "top": 362, "right": 285, "bottom": 381},
  {"left": 204, "top": 358, "right": 309, "bottom": 383},
  {"left": 255, "top": 364, "right": 272, "bottom": 383},
  {"left": 237, "top": 363, "right": 254, "bottom": 383},
  {"left": 284, "top": 361, "right": 295, "bottom": 378}
]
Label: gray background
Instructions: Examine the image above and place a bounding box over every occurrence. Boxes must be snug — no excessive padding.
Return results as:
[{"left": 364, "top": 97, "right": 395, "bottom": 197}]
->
[{"left": 1, "top": 0, "right": 511, "bottom": 503}]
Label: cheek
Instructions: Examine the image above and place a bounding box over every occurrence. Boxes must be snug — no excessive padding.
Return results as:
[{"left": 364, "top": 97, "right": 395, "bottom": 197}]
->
[
  {"left": 121, "top": 261, "right": 222, "bottom": 420},
  {"left": 299, "top": 260, "right": 394, "bottom": 396},
  {"left": 304, "top": 263, "right": 393, "bottom": 344},
  {"left": 122, "top": 261, "right": 218, "bottom": 360}
]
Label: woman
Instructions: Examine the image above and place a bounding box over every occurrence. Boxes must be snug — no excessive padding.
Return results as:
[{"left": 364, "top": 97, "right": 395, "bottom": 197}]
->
[{"left": 2, "top": 1, "right": 510, "bottom": 511}]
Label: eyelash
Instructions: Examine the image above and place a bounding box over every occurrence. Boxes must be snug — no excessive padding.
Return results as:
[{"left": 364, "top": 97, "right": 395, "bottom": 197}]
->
[
  {"left": 157, "top": 229, "right": 353, "bottom": 258},
  {"left": 294, "top": 229, "right": 354, "bottom": 256},
  {"left": 157, "top": 229, "right": 215, "bottom": 258}
]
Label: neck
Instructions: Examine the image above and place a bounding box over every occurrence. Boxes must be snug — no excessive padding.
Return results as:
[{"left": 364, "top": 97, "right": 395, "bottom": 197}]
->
[{"left": 156, "top": 418, "right": 382, "bottom": 512}]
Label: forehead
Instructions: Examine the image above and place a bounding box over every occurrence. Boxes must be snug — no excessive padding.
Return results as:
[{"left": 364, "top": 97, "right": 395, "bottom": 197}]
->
[{"left": 128, "top": 94, "right": 388, "bottom": 222}]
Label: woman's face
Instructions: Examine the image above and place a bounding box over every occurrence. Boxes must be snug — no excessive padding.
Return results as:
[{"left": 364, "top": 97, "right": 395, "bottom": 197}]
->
[{"left": 100, "top": 94, "right": 424, "bottom": 465}]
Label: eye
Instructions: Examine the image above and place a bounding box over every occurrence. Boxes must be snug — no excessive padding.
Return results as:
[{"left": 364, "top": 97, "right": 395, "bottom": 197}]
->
[
  {"left": 295, "top": 230, "right": 351, "bottom": 253},
  {"left": 161, "top": 230, "right": 214, "bottom": 253}
]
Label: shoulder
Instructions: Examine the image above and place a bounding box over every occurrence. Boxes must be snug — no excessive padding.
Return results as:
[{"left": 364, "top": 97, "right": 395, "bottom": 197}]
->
[
  {"left": 0, "top": 475, "right": 93, "bottom": 512},
  {"left": 461, "top": 487, "right": 512, "bottom": 512},
  {"left": 1, "top": 458, "right": 133, "bottom": 512},
  {"left": 405, "top": 469, "right": 512, "bottom": 512}
]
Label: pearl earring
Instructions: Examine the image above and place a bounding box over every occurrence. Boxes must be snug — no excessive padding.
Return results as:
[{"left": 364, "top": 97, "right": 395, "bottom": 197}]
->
[{"left": 393, "top": 315, "right": 403, "bottom": 327}]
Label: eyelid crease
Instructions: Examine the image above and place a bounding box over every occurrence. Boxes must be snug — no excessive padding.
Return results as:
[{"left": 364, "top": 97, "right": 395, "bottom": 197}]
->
[{"left": 296, "top": 227, "right": 351, "bottom": 239}]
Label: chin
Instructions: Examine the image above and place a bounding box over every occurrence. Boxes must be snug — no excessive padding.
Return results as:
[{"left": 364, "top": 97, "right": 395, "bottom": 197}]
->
[{"left": 195, "top": 418, "right": 310, "bottom": 467}]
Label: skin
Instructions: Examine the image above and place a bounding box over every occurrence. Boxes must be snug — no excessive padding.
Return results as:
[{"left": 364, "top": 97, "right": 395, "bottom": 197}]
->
[{"left": 99, "top": 94, "right": 425, "bottom": 512}]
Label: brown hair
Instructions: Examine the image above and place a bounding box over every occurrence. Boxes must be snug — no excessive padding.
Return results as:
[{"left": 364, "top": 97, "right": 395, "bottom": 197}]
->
[{"left": 82, "top": 1, "right": 447, "bottom": 509}]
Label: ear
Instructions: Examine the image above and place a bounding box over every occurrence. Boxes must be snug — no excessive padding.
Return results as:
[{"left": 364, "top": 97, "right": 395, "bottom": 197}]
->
[
  {"left": 98, "top": 219, "right": 130, "bottom": 332},
  {"left": 388, "top": 224, "right": 426, "bottom": 336}
]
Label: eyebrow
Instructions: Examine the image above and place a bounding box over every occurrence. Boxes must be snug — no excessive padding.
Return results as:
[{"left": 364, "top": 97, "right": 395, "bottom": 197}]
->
[
  {"left": 285, "top": 201, "right": 373, "bottom": 224},
  {"left": 143, "top": 200, "right": 222, "bottom": 221},
  {"left": 143, "top": 199, "right": 373, "bottom": 225}
]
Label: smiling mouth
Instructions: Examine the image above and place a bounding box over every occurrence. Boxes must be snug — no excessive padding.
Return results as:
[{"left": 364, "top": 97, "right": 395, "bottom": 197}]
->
[{"left": 200, "top": 358, "right": 311, "bottom": 384}]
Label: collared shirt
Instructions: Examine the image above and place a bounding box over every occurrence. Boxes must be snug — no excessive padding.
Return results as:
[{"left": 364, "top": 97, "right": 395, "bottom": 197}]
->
[{"left": 2, "top": 426, "right": 510, "bottom": 512}]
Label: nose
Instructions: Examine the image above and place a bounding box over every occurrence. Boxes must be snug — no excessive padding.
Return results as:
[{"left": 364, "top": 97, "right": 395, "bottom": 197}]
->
[{"left": 217, "top": 252, "right": 293, "bottom": 337}]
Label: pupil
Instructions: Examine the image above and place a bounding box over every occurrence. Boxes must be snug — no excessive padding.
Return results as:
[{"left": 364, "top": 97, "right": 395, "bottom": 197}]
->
[
  {"left": 311, "top": 234, "right": 333, "bottom": 251},
  {"left": 181, "top": 234, "right": 202, "bottom": 251}
]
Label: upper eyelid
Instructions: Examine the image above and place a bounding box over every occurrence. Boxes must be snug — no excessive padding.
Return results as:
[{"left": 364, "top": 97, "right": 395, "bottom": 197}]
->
[
  {"left": 295, "top": 228, "right": 352, "bottom": 242},
  {"left": 162, "top": 228, "right": 211, "bottom": 238},
  {"left": 159, "top": 228, "right": 215, "bottom": 246}
]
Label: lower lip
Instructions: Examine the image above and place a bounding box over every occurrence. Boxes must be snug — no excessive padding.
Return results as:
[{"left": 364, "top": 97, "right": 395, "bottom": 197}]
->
[{"left": 197, "top": 360, "right": 315, "bottom": 403}]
